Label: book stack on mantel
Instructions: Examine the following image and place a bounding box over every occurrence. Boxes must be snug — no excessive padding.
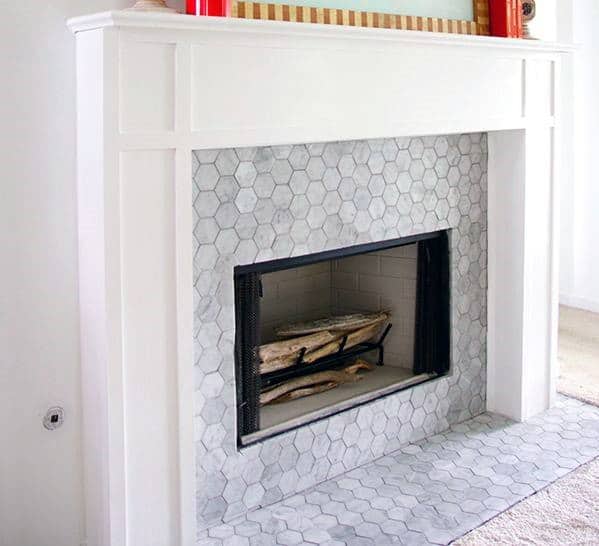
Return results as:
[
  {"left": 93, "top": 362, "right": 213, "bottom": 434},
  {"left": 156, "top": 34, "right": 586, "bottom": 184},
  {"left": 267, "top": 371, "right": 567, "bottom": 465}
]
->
[{"left": 489, "top": 0, "right": 523, "bottom": 38}]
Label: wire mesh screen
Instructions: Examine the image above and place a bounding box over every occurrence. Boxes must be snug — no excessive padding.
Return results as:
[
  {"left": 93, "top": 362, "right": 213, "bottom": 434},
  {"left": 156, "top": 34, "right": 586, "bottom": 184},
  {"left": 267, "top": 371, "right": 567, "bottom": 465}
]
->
[{"left": 234, "top": 272, "right": 262, "bottom": 437}]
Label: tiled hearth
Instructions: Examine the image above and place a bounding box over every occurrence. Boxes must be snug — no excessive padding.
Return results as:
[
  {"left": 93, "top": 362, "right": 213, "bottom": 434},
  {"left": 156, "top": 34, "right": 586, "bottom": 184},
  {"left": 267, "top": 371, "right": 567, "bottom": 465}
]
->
[
  {"left": 193, "top": 134, "right": 488, "bottom": 529},
  {"left": 197, "top": 396, "right": 599, "bottom": 545}
]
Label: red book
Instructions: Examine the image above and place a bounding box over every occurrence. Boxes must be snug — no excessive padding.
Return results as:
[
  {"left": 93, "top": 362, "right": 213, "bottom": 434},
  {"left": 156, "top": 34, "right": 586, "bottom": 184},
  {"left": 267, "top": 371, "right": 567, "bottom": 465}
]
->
[
  {"left": 489, "top": 0, "right": 520, "bottom": 38},
  {"left": 186, "top": 0, "right": 199, "bottom": 15},
  {"left": 511, "top": 0, "right": 519, "bottom": 37},
  {"left": 510, "top": 0, "right": 516, "bottom": 36},
  {"left": 186, "top": 0, "right": 229, "bottom": 16},
  {"left": 516, "top": 0, "right": 523, "bottom": 38},
  {"left": 489, "top": 0, "right": 509, "bottom": 37}
]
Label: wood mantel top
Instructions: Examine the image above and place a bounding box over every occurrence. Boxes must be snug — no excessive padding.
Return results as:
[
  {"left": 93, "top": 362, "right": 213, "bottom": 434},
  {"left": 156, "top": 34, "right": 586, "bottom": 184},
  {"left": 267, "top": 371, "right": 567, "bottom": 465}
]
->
[{"left": 68, "top": 10, "right": 573, "bottom": 54}]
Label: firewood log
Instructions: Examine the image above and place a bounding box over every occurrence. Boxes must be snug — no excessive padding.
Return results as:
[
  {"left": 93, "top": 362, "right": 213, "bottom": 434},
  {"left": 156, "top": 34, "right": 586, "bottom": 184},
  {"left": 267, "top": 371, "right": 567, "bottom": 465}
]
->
[
  {"left": 259, "top": 330, "right": 338, "bottom": 372},
  {"left": 260, "top": 360, "right": 375, "bottom": 406},
  {"left": 275, "top": 311, "right": 390, "bottom": 338},
  {"left": 260, "top": 329, "right": 346, "bottom": 374},
  {"left": 300, "top": 318, "right": 388, "bottom": 364},
  {"left": 268, "top": 382, "right": 338, "bottom": 404},
  {"left": 345, "top": 359, "right": 376, "bottom": 374},
  {"left": 260, "top": 316, "right": 389, "bottom": 374},
  {"left": 260, "top": 370, "right": 360, "bottom": 405}
]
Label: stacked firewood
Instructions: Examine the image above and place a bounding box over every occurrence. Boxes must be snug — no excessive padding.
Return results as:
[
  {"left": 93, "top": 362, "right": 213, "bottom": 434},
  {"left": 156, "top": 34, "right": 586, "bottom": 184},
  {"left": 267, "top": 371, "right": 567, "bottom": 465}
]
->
[{"left": 259, "top": 311, "right": 390, "bottom": 406}]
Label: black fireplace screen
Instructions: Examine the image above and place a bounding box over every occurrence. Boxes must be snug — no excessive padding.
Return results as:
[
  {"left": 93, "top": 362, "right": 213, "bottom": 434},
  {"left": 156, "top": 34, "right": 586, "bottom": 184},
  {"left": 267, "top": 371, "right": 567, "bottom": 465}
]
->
[{"left": 234, "top": 230, "right": 451, "bottom": 444}]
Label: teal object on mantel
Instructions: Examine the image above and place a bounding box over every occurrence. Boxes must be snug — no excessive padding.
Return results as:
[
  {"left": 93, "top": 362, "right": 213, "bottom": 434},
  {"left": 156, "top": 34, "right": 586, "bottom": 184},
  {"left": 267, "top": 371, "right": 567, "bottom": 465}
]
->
[{"left": 272, "top": 0, "right": 474, "bottom": 20}]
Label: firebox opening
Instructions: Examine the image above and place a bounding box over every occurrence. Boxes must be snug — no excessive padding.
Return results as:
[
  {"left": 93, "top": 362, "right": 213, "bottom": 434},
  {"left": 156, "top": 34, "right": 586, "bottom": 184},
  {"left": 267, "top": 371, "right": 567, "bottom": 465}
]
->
[{"left": 235, "top": 231, "right": 451, "bottom": 446}]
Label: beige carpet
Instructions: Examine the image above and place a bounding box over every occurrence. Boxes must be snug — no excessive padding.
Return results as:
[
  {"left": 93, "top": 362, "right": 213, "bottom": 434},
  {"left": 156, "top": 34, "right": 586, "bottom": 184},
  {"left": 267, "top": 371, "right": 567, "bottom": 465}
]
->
[
  {"left": 454, "top": 305, "right": 599, "bottom": 546},
  {"left": 454, "top": 457, "right": 599, "bottom": 546},
  {"left": 558, "top": 305, "right": 599, "bottom": 406}
]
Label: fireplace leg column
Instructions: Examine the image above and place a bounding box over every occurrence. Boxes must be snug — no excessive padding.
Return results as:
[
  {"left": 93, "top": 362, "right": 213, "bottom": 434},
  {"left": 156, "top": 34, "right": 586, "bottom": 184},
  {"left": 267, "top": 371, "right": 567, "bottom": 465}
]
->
[{"left": 487, "top": 127, "right": 559, "bottom": 421}]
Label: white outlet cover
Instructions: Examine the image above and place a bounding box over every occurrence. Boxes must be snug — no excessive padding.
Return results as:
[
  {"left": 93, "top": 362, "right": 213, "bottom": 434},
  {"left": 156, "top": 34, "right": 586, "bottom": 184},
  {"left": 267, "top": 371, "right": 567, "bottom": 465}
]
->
[{"left": 43, "top": 407, "right": 65, "bottom": 430}]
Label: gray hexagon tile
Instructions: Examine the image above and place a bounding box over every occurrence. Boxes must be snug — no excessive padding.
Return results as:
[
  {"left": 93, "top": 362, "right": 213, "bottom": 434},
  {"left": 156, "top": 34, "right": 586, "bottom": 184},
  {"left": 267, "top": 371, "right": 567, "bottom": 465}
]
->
[
  {"left": 196, "top": 396, "right": 599, "bottom": 545},
  {"left": 192, "top": 134, "right": 489, "bottom": 531}
]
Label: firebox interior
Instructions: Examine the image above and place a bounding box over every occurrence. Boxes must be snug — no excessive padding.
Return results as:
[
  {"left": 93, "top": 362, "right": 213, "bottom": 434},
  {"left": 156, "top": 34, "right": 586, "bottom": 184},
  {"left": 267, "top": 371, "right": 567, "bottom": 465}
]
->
[{"left": 235, "top": 231, "right": 451, "bottom": 445}]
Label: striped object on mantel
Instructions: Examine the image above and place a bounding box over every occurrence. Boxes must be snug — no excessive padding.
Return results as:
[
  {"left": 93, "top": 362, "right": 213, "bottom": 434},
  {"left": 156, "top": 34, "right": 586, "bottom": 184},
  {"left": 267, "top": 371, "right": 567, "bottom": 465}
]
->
[{"left": 232, "top": 1, "right": 489, "bottom": 36}]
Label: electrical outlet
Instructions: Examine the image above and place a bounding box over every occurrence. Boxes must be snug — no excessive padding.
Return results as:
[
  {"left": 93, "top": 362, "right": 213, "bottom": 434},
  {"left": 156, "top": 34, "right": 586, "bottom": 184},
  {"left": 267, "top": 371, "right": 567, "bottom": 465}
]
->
[{"left": 43, "top": 407, "right": 64, "bottom": 430}]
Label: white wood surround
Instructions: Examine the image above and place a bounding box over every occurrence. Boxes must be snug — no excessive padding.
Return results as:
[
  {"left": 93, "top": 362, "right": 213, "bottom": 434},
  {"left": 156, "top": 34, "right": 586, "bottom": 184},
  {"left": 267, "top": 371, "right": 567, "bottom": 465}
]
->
[{"left": 69, "top": 11, "right": 571, "bottom": 546}]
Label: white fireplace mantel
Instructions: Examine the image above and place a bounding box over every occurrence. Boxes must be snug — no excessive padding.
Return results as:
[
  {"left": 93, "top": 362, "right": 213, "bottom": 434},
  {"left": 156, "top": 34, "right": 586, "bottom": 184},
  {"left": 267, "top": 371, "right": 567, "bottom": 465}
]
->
[{"left": 69, "top": 11, "right": 572, "bottom": 546}]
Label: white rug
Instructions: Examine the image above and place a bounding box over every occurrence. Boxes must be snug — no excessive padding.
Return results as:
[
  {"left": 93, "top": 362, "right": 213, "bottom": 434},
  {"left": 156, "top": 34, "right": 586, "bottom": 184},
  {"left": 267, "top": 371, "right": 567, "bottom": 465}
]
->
[{"left": 454, "top": 457, "right": 599, "bottom": 545}]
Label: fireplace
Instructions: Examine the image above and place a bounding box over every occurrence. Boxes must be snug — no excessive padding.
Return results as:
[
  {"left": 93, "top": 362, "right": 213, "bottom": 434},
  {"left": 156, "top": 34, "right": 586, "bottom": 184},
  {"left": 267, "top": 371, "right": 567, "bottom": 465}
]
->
[
  {"left": 235, "top": 231, "right": 451, "bottom": 444},
  {"left": 71, "top": 13, "right": 564, "bottom": 540}
]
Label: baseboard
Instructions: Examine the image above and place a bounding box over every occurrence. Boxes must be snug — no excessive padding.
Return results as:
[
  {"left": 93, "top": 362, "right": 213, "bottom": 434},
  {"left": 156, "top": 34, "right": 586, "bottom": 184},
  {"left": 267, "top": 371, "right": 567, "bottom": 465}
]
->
[{"left": 559, "top": 294, "right": 599, "bottom": 314}]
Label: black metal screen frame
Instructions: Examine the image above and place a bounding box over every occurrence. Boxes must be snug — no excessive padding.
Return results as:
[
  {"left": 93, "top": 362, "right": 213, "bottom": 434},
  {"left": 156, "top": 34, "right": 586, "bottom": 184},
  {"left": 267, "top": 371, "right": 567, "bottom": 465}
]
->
[
  {"left": 414, "top": 233, "right": 451, "bottom": 375},
  {"left": 234, "top": 230, "right": 451, "bottom": 445},
  {"left": 234, "top": 272, "right": 262, "bottom": 436}
]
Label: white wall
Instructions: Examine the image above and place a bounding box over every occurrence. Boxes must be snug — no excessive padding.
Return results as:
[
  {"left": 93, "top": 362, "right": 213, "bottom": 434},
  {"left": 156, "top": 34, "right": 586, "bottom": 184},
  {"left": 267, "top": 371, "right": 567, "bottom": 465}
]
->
[
  {"left": 0, "top": 3, "right": 181, "bottom": 546},
  {"left": 558, "top": 0, "right": 599, "bottom": 313},
  {"left": 528, "top": 0, "right": 557, "bottom": 41}
]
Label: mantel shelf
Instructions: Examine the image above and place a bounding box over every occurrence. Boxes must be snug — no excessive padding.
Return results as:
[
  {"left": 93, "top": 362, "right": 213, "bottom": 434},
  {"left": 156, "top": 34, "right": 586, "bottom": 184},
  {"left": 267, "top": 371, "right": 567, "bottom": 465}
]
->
[{"left": 68, "top": 10, "right": 573, "bottom": 54}]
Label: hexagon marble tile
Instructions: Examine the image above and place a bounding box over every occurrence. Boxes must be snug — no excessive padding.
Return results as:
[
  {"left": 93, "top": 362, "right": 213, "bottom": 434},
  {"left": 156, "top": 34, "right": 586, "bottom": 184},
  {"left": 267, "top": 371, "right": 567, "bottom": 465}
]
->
[
  {"left": 193, "top": 134, "right": 488, "bottom": 531},
  {"left": 196, "top": 396, "right": 599, "bottom": 545}
]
